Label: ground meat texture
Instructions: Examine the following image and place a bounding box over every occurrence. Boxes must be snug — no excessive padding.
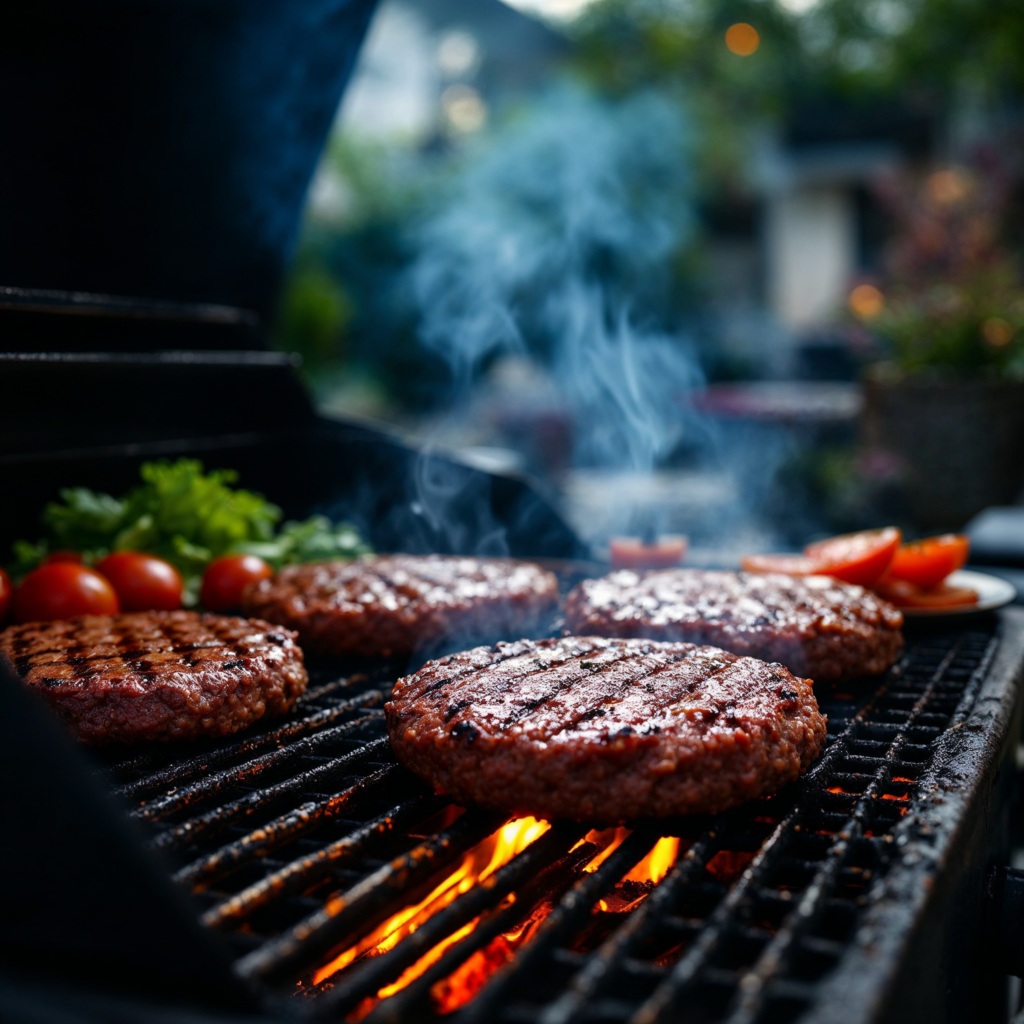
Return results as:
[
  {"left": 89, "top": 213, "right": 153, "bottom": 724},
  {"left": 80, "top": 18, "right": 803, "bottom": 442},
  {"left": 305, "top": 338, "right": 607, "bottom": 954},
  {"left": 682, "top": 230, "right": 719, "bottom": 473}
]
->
[
  {"left": 386, "top": 636, "right": 826, "bottom": 822},
  {"left": 0, "top": 611, "right": 307, "bottom": 745},
  {"left": 564, "top": 569, "right": 904, "bottom": 682},
  {"left": 243, "top": 555, "right": 560, "bottom": 659}
]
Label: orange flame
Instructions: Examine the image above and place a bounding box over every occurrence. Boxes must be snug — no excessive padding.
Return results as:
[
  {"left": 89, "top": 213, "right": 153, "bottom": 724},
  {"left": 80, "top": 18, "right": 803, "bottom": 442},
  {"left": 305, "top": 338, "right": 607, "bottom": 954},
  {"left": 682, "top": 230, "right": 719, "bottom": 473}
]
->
[
  {"left": 314, "top": 821, "right": 681, "bottom": 1017},
  {"left": 312, "top": 817, "right": 549, "bottom": 987}
]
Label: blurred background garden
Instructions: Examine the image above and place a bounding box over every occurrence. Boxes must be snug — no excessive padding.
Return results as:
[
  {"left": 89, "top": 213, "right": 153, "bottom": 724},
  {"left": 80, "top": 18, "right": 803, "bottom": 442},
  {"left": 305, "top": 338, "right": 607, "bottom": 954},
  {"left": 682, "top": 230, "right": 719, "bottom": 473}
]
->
[{"left": 274, "top": 0, "right": 1024, "bottom": 557}]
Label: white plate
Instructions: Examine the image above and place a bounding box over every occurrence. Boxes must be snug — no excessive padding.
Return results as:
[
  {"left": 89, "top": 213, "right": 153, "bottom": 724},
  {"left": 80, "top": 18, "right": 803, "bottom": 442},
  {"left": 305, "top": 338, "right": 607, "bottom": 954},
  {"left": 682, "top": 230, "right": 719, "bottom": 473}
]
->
[{"left": 898, "top": 569, "right": 1017, "bottom": 618}]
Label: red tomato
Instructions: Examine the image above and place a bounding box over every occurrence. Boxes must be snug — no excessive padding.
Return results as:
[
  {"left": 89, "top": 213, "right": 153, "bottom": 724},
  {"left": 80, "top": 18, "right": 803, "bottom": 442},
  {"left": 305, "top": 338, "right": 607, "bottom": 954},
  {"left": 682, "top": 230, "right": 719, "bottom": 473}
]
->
[
  {"left": 874, "top": 578, "right": 978, "bottom": 609},
  {"left": 41, "top": 550, "right": 84, "bottom": 565},
  {"left": 610, "top": 535, "right": 688, "bottom": 569},
  {"left": 95, "top": 551, "right": 183, "bottom": 611},
  {"left": 201, "top": 554, "right": 273, "bottom": 612},
  {"left": 741, "top": 554, "right": 829, "bottom": 576},
  {"left": 14, "top": 563, "right": 120, "bottom": 623},
  {"left": 0, "top": 567, "right": 12, "bottom": 625},
  {"left": 803, "top": 527, "right": 902, "bottom": 586},
  {"left": 887, "top": 534, "right": 970, "bottom": 590}
]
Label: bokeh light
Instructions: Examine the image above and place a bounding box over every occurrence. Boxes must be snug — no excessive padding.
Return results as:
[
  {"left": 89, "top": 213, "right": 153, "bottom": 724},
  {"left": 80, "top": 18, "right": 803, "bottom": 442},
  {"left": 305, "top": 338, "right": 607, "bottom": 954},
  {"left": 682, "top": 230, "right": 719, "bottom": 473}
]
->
[
  {"left": 436, "top": 30, "right": 482, "bottom": 79},
  {"left": 848, "top": 283, "right": 885, "bottom": 319},
  {"left": 926, "top": 168, "right": 970, "bottom": 206},
  {"left": 725, "top": 23, "right": 760, "bottom": 56},
  {"left": 982, "top": 316, "right": 1014, "bottom": 347},
  {"left": 442, "top": 84, "right": 488, "bottom": 135}
]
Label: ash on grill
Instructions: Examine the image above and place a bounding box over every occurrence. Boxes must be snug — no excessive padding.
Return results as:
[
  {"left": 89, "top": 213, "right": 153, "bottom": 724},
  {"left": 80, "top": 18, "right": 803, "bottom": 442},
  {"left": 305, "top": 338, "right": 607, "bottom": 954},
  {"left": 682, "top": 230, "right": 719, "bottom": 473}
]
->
[{"left": 95, "top": 626, "right": 1000, "bottom": 1023}]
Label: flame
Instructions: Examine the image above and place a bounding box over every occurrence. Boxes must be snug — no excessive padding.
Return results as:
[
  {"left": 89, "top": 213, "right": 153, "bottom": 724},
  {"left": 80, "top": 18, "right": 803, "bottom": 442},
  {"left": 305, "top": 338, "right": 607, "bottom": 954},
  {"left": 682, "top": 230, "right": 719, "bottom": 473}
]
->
[
  {"left": 316, "top": 821, "right": 681, "bottom": 1017},
  {"left": 625, "top": 836, "right": 679, "bottom": 885},
  {"left": 312, "top": 817, "right": 549, "bottom": 987},
  {"left": 594, "top": 835, "right": 681, "bottom": 913}
]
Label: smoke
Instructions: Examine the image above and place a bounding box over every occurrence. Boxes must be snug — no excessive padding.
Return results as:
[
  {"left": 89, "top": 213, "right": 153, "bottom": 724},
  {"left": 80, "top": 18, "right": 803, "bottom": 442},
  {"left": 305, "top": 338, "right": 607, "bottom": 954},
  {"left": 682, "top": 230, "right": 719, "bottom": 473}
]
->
[{"left": 406, "top": 84, "right": 710, "bottom": 549}]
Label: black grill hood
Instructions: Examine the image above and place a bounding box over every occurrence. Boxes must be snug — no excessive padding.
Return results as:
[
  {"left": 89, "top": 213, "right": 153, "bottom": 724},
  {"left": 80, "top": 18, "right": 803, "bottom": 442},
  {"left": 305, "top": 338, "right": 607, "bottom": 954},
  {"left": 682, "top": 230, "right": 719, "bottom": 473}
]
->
[{"left": 0, "top": 0, "right": 378, "bottom": 324}]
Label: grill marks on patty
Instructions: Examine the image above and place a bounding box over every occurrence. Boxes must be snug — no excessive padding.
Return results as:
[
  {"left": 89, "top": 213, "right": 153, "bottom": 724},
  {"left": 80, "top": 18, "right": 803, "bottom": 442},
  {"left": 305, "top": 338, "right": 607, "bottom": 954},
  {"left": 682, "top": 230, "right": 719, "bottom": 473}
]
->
[
  {"left": 386, "top": 637, "right": 826, "bottom": 822},
  {"left": 243, "top": 555, "right": 560, "bottom": 658},
  {"left": 0, "top": 611, "right": 308, "bottom": 745},
  {"left": 565, "top": 569, "right": 904, "bottom": 682}
]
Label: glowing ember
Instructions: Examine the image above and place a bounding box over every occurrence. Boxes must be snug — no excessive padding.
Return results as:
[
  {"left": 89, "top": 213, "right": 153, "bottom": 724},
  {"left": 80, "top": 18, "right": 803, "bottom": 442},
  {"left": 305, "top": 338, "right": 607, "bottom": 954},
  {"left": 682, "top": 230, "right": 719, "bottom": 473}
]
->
[
  {"left": 429, "top": 901, "right": 554, "bottom": 1014},
  {"left": 312, "top": 816, "right": 549, "bottom": 987}
]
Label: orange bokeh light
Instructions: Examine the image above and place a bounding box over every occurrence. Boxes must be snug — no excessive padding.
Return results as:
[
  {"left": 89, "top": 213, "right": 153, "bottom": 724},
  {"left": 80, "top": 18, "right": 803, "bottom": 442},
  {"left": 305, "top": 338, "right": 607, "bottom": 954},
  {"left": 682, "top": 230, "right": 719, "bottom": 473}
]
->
[
  {"left": 982, "top": 316, "right": 1014, "bottom": 348},
  {"left": 848, "top": 283, "right": 884, "bottom": 320},
  {"left": 725, "top": 23, "right": 760, "bottom": 56}
]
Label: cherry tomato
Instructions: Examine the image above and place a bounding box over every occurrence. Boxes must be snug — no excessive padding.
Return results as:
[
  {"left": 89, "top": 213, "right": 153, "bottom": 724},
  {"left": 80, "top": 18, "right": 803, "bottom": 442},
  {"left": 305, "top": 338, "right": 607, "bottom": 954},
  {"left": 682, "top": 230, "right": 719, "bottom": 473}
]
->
[
  {"left": 95, "top": 551, "right": 183, "bottom": 611},
  {"left": 741, "top": 554, "right": 829, "bottom": 576},
  {"left": 0, "top": 567, "right": 12, "bottom": 625},
  {"left": 874, "top": 578, "right": 978, "bottom": 609},
  {"left": 14, "top": 563, "right": 120, "bottom": 623},
  {"left": 802, "top": 527, "right": 902, "bottom": 587},
  {"left": 201, "top": 554, "right": 273, "bottom": 612},
  {"left": 610, "top": 535, "right": 688, "bottom": 570},
  {"left": 41, "top": 550, "right": 84, "bottom": 565},
  {"left": 887, "top": 534, "right": 970, "bottom": 590}
]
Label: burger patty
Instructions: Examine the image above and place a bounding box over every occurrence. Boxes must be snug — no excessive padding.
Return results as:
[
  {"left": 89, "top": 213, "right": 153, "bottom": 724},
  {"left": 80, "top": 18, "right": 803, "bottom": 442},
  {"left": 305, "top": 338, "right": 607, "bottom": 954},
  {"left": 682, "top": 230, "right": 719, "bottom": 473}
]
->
[
  {"left": 386, "top": 636, "right": 826, "bottom": 822},
  {"left": 243, "top": 554, "right": 560, "bottom": 659},
  {"left": 0, "top": 610, "right": 308, "bottom": 745},
  {"left": 564, "top": 569, "right": 904, "bottom": 682}
]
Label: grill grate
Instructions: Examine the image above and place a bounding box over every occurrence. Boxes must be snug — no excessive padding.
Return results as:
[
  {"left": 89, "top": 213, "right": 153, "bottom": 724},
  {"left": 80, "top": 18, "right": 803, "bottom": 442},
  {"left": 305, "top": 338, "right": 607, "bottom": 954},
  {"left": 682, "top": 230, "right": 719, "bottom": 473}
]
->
[{"left": 93, "top": 624, "right": 1000, "bottom": 1023}]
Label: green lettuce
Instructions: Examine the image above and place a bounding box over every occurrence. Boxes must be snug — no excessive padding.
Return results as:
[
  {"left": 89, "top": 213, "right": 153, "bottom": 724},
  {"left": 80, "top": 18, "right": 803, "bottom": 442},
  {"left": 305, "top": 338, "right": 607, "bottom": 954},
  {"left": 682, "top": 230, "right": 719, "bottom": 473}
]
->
[{"left": 6, "top": 460, "right": 370, "bottom": 595}]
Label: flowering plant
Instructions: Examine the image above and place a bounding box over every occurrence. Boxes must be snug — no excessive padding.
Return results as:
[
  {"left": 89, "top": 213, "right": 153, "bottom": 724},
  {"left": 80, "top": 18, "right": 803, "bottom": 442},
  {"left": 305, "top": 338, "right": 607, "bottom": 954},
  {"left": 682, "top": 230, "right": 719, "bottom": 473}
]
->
[{"left": 854, "top": 166, "right": 1024, "bottom": 378}]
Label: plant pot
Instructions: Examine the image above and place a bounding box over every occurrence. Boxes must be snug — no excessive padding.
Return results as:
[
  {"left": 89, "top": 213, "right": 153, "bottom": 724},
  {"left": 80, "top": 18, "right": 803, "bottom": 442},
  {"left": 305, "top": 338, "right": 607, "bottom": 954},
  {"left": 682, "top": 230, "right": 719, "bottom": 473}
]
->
[{"left": 861, "top": 369, "right": 1024, "bottom": 529}]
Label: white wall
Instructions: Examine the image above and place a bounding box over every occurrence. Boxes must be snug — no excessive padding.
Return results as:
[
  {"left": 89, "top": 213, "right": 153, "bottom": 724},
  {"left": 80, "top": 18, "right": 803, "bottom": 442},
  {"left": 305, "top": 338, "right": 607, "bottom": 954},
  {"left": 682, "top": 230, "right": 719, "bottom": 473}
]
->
[{"left": 764, "top": 184, "right": 857, "bottom": 330}]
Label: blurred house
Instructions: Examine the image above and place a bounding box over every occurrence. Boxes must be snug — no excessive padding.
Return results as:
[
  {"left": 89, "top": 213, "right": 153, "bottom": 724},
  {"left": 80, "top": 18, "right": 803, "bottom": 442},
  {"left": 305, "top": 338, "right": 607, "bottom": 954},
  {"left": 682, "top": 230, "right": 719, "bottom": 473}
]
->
[
  {"left": 338, "top": 0, "right": 568, "bottom": 142},
  {"left": 706, "top": 101, "right": 934, "bottom": 380}
]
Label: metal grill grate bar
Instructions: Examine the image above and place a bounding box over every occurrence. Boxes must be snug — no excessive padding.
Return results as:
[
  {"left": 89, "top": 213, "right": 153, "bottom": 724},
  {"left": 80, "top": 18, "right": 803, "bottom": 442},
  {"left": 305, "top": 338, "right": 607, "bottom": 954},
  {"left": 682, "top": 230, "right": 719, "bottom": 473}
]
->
[
  {"left": 131, "top": 705, "right": 384, "bottom": 822},
  {"left": 173, "top": 763, "right": 407, "bottom": 889},
  {"left": 113, "top": 687, "right": 382, "bottom": 798},
  {"left": 150, "top": 734, "right": 393, "bottom": 851},
  {"left": 200, "top": 793, "right": 442, "bottom": 929}
]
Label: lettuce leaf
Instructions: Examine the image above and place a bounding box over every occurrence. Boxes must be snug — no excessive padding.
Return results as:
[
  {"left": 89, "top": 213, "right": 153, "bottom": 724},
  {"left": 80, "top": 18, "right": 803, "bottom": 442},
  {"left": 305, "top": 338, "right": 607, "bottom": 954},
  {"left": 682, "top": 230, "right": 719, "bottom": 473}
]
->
[{"left": 6, "top": 460, "right": 370, "bottom": 591}]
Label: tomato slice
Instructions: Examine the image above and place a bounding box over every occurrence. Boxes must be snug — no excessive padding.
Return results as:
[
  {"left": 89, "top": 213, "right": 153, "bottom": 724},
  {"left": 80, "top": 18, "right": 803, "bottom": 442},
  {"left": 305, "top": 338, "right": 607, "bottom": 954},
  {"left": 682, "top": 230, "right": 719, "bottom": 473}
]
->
[
  {"left": 610, "top": 535, "right": 688, "bottom": 569},
  {"left": 874, "top": 578, "right": 978, "bottom": 609},
  {"left": 887, "top": 534, "right": 969, "bottom": 589},
  {"left": 802, "top": 527, "right": 901, "bottom": 586},
  {"left": 741, "top": 554, "right": 829, "bottom": 576}
]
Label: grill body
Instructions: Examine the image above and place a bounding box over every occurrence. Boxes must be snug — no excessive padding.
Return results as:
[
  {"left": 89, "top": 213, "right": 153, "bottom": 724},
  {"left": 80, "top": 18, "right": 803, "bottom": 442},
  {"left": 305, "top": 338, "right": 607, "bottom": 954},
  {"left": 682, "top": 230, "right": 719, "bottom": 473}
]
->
[{"left": 2, "top": 603, "right": 1021, "bottom": 1024}]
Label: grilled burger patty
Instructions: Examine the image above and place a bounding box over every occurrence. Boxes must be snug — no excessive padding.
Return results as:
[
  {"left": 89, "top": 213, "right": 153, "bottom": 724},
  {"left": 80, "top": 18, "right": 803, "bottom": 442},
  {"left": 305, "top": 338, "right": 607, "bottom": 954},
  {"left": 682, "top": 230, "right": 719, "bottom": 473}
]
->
[
  {"left": 565, "top": 569, "right": 903, "bottom": 682},
  {"left": 243, "top": 554, "right": 560, "bottom": 659},
  {"left": 0, "top": 610, "right": 307, "bottom": 744},
  {"left": 386, "top": 636, "right": 826, "bottom": 821}
]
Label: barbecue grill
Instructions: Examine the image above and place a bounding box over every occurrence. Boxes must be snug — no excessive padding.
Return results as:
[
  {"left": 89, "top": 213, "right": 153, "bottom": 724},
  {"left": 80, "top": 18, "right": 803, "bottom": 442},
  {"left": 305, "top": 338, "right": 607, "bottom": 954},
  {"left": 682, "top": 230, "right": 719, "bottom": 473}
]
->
[{"left": 2, "top": 552, "right": 1023, "bottom": 1024}]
